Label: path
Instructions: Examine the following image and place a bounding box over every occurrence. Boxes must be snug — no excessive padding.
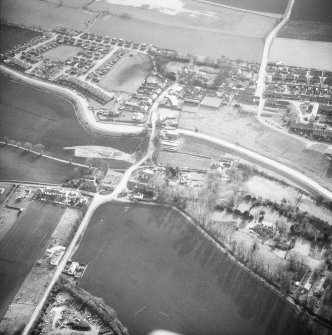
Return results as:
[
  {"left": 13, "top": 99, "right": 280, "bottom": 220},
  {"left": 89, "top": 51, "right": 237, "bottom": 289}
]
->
[{"left": 0, "top": 141, "right": 89, "bottom": 168}]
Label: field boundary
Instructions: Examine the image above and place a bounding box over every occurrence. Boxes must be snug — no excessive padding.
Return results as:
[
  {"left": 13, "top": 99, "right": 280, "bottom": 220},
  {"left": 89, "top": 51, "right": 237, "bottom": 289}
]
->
[{"left": 192, "top": 0, "right": 283, "bottom": 18}]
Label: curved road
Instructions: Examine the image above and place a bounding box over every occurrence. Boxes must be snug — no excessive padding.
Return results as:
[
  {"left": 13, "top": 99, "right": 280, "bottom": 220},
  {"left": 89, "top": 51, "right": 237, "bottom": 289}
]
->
[
  {"left": 0, "top": 65, "right": 144, "bottom": 135},
  {"left": 179, "top": 129, "right": 332, "bottom": 200}
]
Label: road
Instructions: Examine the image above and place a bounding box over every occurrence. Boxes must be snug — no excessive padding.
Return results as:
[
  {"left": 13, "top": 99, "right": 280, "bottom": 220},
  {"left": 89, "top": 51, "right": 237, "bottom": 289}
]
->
[
  {"left": 251, "top": 0, "right": 321, "bottom": 148},
  {"left": 255, "top": 0, "right": 295, "bottom": 99},
  {"left": 21, "top": 83, "right": 171, "bottom": 335},
  {"left": 178, "top": 129, "right": 332, "bottom": 200},
  {"left": 0, "top": 65, "right": 144, "bottom": 135}
]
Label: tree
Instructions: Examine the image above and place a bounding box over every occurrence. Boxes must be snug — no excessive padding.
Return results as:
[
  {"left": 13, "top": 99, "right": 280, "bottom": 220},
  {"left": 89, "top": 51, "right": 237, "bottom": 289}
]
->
[
  {"left": 24, "top": 141, "right": 33, "bottom": 152},
  {"left": 3, "top": 136, "right": 9, "bottom": 145},
  {"left": 34, "top": 143, "right": 45, "bottom": 156},
  {"left": 16, "top": 141, "right": 22, "bottom": 148}
]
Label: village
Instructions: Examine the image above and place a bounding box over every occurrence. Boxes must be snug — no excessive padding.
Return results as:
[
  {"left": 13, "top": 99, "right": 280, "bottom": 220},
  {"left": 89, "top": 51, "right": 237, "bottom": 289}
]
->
[
  {"left": 263, "top": 62, "right": 332, "bottom": 142},
  {"left": 1, "top": 19, "right": 332, "bottom": 333}
]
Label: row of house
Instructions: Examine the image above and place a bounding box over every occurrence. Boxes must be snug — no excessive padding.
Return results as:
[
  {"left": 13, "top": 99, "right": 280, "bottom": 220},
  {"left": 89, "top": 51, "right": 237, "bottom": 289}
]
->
[{"left": 265, "top": 62, "right": 332, "bottom": 104}]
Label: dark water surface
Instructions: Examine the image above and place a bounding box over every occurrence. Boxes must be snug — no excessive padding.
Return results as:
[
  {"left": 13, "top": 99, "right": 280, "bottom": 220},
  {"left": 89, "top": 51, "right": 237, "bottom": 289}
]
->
[{"left": 73, "top": 202, "right": 315, "bottom": 335}]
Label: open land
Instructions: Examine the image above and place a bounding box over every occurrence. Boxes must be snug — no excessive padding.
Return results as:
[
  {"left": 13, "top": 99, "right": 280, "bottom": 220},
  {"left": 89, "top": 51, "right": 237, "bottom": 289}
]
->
[
  {"left": 43, "top": 45, "right": 83, "bottom": 62},
  {"left": 199, "top": 0, "right": 288, "bottom": 14},
  {"left": 0, "top": 201, "right": 64, "bottom": 319},
  {"left": 279, "top": 0, "right": 332, "bottom": 41},
  {"left": 0, "top": 24, "right": 41, "bottom": 53},
  {"left": 0, "top": 145, "right": 88, "bottom": 184},
  {"left": 0, "top": 0, "right": 96, "bottom": 31},
  {"left": 99, "top": 53, "right": 152, "bottom": 93},
  {"left": 73, "top": 202, "right": 306, "bottom": 335},
  {"left": 0, "top": 0, "right": 272, "bottom": 62},
  {"left": 179, "top": 106, "right": 332, "bottom": 190},
  {"left": 270, "top": 38, "right": 332, "bottom": 71},
  {"left": 0, "top": 75, "right": 141, "bottom": 168}
]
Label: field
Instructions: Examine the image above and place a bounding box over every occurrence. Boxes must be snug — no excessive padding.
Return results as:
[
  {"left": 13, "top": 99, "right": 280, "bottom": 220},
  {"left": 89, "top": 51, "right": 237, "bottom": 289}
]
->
[
  {"left": 179, "top": 106, "right": 332, "bottom": 190},
  {"left": 289, "top": 0, "right": 332, "bottom": 21},
  {"left": 158, "top": 151, "right": 211, "bottom": 170},
  {"left": 1, "top": 0, "right": 269, "bottom": 62},
  {"left": 270, "top": 38, "right": 332, "bottom": 71},
  {"left": 0, "top": 0, "right": 95, "bottom": 31},
  {"left": 43, "top": 45, "right": 83, "bottom": 62},
  {"left": 0, "top": 145, "right": 88, "bottom": 184},
  {"left": 279, "top": 0, "right": 332, "bottom": 41},
  {"left": 73, "top": 202, "right": 308, "bottom": 335},
  {"left": 0, "top": 24, "right": 41, "bottom": 53},
  {"left": 99, "top": 53, "right": 152, "bottom": 93},
  {"left": 0, "top": 75, "right": 142, "bottom": 168},
  {"left": 202, "top": 0, "right": 288, "bottom": 14},
  {"left": 0, "top": 201, "right": 64, "bottom": 319}
]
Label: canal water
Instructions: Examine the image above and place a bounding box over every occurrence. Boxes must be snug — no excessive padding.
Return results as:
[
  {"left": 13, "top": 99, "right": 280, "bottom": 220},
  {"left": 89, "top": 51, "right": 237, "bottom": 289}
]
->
[{"left": 73, "top": 202, "right": 325, "bottom": 335}]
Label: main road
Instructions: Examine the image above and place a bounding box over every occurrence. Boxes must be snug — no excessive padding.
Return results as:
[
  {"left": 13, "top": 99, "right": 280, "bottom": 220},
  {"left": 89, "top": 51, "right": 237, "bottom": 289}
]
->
[{"left": 21, "top": 82, "right": 171, "bottom": 335}]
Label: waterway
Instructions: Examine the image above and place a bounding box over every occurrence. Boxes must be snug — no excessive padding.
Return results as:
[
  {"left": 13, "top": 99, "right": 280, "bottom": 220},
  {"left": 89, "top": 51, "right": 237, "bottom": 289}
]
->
[{"left": 73, "top": 202, "right": 327, "bottom": 335}]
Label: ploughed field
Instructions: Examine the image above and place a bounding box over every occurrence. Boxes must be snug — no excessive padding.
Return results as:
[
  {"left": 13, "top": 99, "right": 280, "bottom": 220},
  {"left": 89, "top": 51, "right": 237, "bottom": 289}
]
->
[
  {"left": 0, "top": 145, "right": 88, "bottom": 184},
  {"left": 73, "top": 202, "right": 306, "bottom": 335},
  {"left": 0, "top": 75, "right": 141, "bottom": 169},
  {"left": 0, "top": 23, "right": 42, "bottom": 53},
  {"left": 0, "top": 201, "right": 64, "bottom": 319}
]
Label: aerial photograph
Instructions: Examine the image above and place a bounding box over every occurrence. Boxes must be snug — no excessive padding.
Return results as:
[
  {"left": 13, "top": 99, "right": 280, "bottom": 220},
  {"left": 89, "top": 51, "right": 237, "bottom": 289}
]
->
[{"left": 0, "top": 0, "right": 332, "bottom": 334}]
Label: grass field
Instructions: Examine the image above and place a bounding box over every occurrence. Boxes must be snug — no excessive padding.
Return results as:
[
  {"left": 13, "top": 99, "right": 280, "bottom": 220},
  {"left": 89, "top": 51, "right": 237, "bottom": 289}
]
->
[
  {"left": 0, "top": 145, "right": 88, "bottom": 184},
  {"left": 0, "top": 0, "right": 95, "bottom": 31},
  {"left": 0, "top": 75, "right": 142, "bottom": 168},
  {"left": 99, "top": 53, "right": 152, "bottom": 93},
  {"left": 0, "top": 24, "right": 41, "bottom": 53},
  {"left": 73, "top": 202, "right": 306, "bottom": 335},
  {"left": 43, "top": 45, "right": 83, "bottom": 62},
  {"left": 279, "top": 0, "right": 332, "bottom": 41},
  {"left": 158, "top": 151, "right": 212, "bottom": 170},
  {"left": 179, "top": 106, "right": 332, "bottom": 190},
  {"left": 0, "top": 201, "right": 64, "bottom": 319},
  {"left": 202, "top": 0, "right": 288, "bottom": 14},
  {"left": 270, "top": 38, "right": 332, "bottom": 71},
  {"left": 289, "top": 0, "right": 332, "bottom": 21}
]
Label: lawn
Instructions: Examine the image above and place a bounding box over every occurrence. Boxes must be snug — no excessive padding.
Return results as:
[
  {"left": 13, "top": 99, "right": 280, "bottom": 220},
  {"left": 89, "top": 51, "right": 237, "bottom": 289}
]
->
[
  {"left": 0, "top": 23, "right": 41, "bottom": 53},
  {"left": 99, "top": 53, "right": 152, "bottom": 93},
  {"left": 73, "top": 202, "right": 305, "bottom": 335},
  {"left": 43, "top": 45, "right": 83, "bottom": 62},
  {"left": 179, "top": 106, "right": 332, "bottom": 191},
  {"left": 203, "top": 0, "right": 288, "bottom": 14},
  {"left": 0, "top": 145, "right": 88, "bottom": 184},
  {"left": 0, "top": 201, "right": 64, "bottom": 319},
  {"left": 0, "top": 75, "right": 143, "bottom": 168}
]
